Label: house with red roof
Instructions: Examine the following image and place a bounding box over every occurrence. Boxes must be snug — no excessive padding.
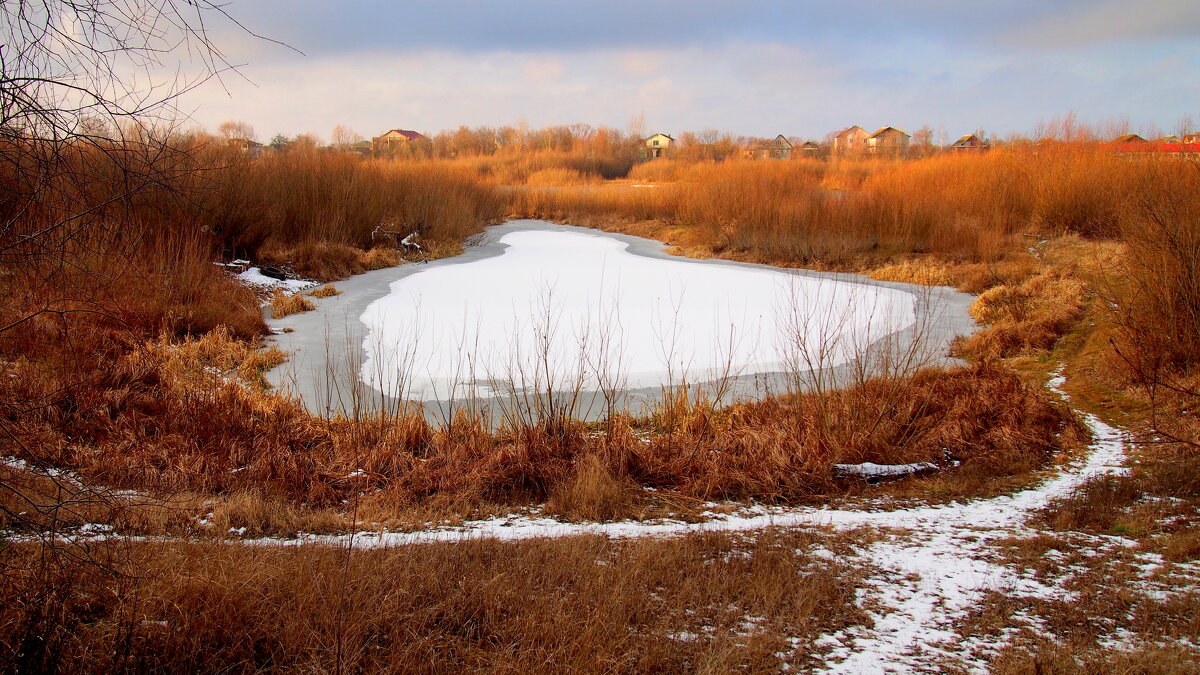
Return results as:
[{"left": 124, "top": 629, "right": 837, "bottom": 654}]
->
[{"left": 372, "top": 129, "right": 432, "bottom": 154}]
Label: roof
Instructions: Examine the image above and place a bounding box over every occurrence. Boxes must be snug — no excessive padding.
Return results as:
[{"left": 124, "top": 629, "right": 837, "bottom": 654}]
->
[
  {"left": 773, "top": 134, "right": 793, "bottom": 147},
  {"left": 835, "top": 125, "right": 867, "bottom": 138},
  {"left": 1112, "top": 133, "right": 1147, "bottom": 143},
  {"left": 952, "top": 134, "right": 985, "bottom": 146},
  {"left": 646, "top": 132, "right": 675, "bottom": 141},
  {"left": 380, "top": 129, "right": 430, "bottom": 141},
  {"left": 869, "top": 126, "right": 910, "bottom": 139}
]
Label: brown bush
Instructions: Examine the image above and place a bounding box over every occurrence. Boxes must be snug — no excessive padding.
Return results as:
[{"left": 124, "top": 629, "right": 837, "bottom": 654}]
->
[
  {"left": 955, "top": 269, "right": 1088, "bottom": 359},
  {"left": 268, "top": 289, "right": 316, "bottom": 318}
]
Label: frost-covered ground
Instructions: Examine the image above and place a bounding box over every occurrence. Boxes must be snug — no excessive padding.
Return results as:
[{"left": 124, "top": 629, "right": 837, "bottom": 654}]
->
[
  {"left": 251, "top": 373, "right": 1198, "bottom": 672},
  {"left": 358, "top": 228, "right": 915, "bottom": 400}
]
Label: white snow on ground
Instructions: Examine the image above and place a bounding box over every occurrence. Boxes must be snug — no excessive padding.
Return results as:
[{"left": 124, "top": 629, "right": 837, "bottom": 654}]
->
[
  {"left": 249, "top": 372, "right": 1141, "bottom": 672},
  {"left": 833, "top": 461, "right": 939, "bottom": 479},
  {"left": 234, "top": 267, "right": 316, "bottom": 293},
  {"left": 358, "top": 228, "right": 916, "bottom": 399}
]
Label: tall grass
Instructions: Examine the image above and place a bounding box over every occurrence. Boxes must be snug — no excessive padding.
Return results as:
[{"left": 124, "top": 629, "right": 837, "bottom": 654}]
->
[
  {"left": 200, "top": 147, "right": 505, "bottom": 274},
  {"left": 511, "top": 145, "right": 1144, "bottom": 269}
]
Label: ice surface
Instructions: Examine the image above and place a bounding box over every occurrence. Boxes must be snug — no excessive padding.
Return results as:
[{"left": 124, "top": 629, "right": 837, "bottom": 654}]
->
[{"left": 359, "top": 229, "right": 916, "bottom": 399}]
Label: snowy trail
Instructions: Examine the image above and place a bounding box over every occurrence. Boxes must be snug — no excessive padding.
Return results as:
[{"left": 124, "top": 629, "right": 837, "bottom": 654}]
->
[{"left": 253, "top": 372, "right": 1135, "bottom": 673}]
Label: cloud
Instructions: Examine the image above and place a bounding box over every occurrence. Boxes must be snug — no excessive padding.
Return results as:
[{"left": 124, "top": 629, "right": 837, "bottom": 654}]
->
[
  {"left": 174, "top": 1, "right": 1200, "bottom": 141},
  {"left": 1002, "top": 0, "right": 1200, "bottom": 48}
]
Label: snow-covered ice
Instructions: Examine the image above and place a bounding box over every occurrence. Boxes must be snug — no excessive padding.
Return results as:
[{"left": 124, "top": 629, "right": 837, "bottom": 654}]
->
[{"left": 358, "top": 228, "right": 916, "bottom": 400}]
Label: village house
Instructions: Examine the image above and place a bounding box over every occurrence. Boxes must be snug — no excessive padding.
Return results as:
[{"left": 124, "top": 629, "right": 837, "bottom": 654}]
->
[
  {"left": 1112, "top": 133, "right": 1148, "bottom": 144},
  {"left": 832, "top": 126, "right": 870, "bottom": 155},
  {"left": 866, "top": 126, "right": 910, "bottom": 156},
  {"left": 227, "top": 137, "right": 263, "bottom": 158},
  {"left": 645, "top": 133, "right": 674, "bottom": 158},
  {"left": 1186, "top": 133, "right": 1200, "bottom": 144},
  {"left": 950, "top": 134, "right": 988, "bottom": 151},
  {"left": 372, "top": 129, "right": 432, "bottom": 153},
  {"left": 800, "top": 140, "right": 820, "bottom": 155},
  {"left": 741, "top": 135, "right": 793, "bottom": 160}
]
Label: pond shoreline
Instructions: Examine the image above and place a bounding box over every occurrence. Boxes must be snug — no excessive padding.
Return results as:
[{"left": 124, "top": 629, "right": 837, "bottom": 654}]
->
[{"left": 263, "top": 219, "right": 978, "bottom": 420}]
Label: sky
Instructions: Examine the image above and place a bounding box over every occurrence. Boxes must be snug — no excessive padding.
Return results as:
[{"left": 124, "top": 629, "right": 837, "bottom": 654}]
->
[{"left": 177, "top": 0, "right": 1200, "bottom": 142}]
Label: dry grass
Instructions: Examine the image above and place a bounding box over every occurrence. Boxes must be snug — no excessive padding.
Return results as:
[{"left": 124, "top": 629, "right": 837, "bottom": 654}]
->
[
  {"left": 268, "top": 289, "right": 316, "bottom": 318},
  {"left": 0, "top": 529, "right": 869, "bottom": 672},
  {"left": 954, "top": 269, "right": 1089, "bottom": 360},
  {"left": 868, "top": 260, "right": 954, "bottom": 286},
  {"left": 307, "top": 284, "right": 341, "bottom": 298}
]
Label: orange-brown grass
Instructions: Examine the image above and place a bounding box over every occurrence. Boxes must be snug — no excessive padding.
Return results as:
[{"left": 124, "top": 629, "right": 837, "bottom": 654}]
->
[
  {"left": 0, "top": 530, "right": 868, "bottom": 672},
  {"left": 868, "top": 260, "right": 954, "bottom": 286},
  {"left": 307, "top": 284, "right": 341, "bottom": 298},
  {"left": 512, "top": 146, "right": 1151, "bottom": 271},
  {"left": 268, "top": 288, "right": 316, "bottom": 318},
  {"left": 955, "top": 269, "right": 1088, "bottom": 359},
  {"left": 204, "top": 149, "right": 504, "bottom": 260}
]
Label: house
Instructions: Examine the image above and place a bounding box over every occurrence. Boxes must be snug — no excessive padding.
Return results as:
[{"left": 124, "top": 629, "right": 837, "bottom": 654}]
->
[
  {"left": 1158, "top": 135, "right": 1182, "bottom": 144},
  {"left": 950, "top": 134, "right": 988, "bottom": 151},
  {"left": 741, "top": 135, "right": 793, "bottom": 160},
  {"left": 1186, "top": 133, "right": 1200, "bottom": 144},
  {"left": 645, "top": 133, "right": 674, "bottom": 158},
  {"left": 800, "top": 140, "right": 820, "bottom": 155},
  {"left": 833, "top": 126, "right": 870, "bottom": 155},
  {"left": 866, "top": 127, "right": 910, "bottom": 156},
  {"left": 768, "top": 135, "right": 793, "bottom": 159},
  {"left": 372, "top": 129, "right": 432, "bottom": 153},
  {"left": 1112, "top": 133, "right": 1148, "bottom": 144},
  {"left": 227, "top": 137, "right": 263, "bottom": 158}
]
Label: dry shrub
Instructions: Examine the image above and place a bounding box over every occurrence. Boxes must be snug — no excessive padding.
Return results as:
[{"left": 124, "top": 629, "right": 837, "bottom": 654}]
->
[
  {"left": 264, "top": 240, "right": 366, "bottom": 281},
  {"left": 1106, "top": 161, "right": 1200, "bottom": 421},
  {"left": 361, "top": 246, "right": 401, "bottom": 269},
  {"left": 268, "top": 289, "right": 315, "bottom": 318},
  {"left": 545, "top": 452, "right": 643, "bottom": 521},
  {"left": 956, "top": 269, "right": 1087, "bottom": 359},
  {"left": 307, "top": 284, "right": 341, "bottom": 298},
  {"left": 869, "top": 260, "right": 953, "bottom": 286}
]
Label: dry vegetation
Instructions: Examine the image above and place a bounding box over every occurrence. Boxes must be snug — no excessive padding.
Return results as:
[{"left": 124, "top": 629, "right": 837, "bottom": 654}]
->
[
  {"left": 1, "top": 529, "right": 870, "bottom": 672},
  {"left": 5, "top": 121, "right": 1200, "bottom": 669}
]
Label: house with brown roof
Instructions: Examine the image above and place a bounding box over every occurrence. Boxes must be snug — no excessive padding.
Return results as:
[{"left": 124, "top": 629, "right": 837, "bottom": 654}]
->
[
  {"left": 950, "top": 134, "right": 988, "bottom": 151},
  {"left": 1112, "top": 133, "right": 1148, "bottom": 144},
  {"left": 866, "top": 127, "right": 910, "bottom": 156},
  {"left": 742, "top": 135, "right": 794, "bottom": 160},
  {"left": 800, "top": 140, "right": 820, "bottom": 155},
  {"left": 833, "top": 126, "right": 870, "bottom": 155},
  {"left": 372, "top": 129, "right": 432, "bottom": 153},
  {"left": 645, "top": 133, "right": 675, "bottom": 159}
]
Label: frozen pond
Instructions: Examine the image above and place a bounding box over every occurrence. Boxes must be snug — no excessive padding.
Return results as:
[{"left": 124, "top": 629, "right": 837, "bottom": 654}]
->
[
  {"left": 263, "top": 220, "right": 977, "bottom": 420},
  {"left": 360, "top": 228, "right": 914, "bottom": 401}
]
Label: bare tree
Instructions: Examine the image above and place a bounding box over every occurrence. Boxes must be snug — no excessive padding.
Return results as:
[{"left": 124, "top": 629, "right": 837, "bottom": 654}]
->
[
  {"left": 0, "top": 4, "right": 272, "bottom": 656},
  {"left": 331, "top": 124, "right": 362, "bottom": 149},
  {"left": 219, "top": 119, "right": 257, "bottom": 141}
]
